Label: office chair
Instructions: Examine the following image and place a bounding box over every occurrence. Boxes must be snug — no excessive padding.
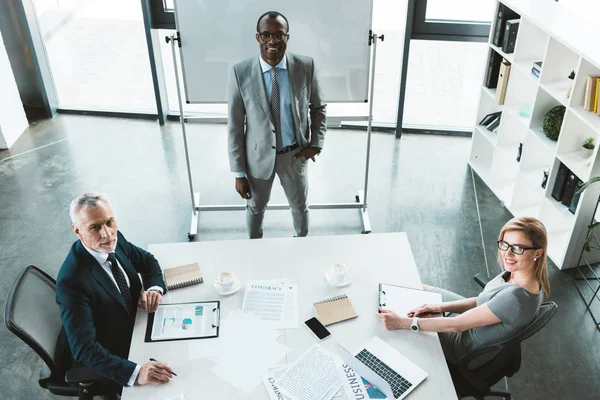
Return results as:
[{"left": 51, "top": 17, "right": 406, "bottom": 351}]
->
[
  {"left": 447, "top": 273, "right": 558, "bottom": 400},
  {"left": 5, "top": 265, "right": 109, "bottom": 400}
]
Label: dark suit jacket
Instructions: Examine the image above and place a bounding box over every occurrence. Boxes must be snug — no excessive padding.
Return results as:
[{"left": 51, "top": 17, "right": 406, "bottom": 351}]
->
[{"left": 55, "top": 231, "right": 165, "bottom": 386}]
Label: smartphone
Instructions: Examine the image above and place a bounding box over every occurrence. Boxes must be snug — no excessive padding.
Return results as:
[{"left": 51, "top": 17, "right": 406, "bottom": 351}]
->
[{"left": 304, "top": 317, "right": 331, "bottom": 340}]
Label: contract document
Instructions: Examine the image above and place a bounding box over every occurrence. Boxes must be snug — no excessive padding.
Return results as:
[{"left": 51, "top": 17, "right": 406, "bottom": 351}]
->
[{"left": 242, "top": 280, "right": 298, "bottom": 329}]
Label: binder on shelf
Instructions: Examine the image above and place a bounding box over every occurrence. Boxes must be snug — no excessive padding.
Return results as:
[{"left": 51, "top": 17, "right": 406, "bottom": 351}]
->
[
  {"left": 569, "top": 179, "right": 584, "bottom": 214},
  {"left": 486, "top": 115, "right": 502, "bottom": 132},
  {"left": 164, "top": 262, "right": 203, "bottom": 290},
  {"left": 596, "top": 78, "right": 600, "bottom": 115},
  {"left": 502, "top": 19, "right": 520, "bottom": 54},
  {"left": 485, "top": 51, "right": 503, "bottom": 88},
  {"left": 479, "top": 111, "right": 502, "bottom": 126},
  {"left": 496, "top": 59, "right": 511, "bottom": 105},
  {"left": 493, "top": 4, "right": 519, "bottom": 47},
  {"left": 561, "top": 174, "right": 578, "bottom": 207},
  {"left": 551, "top": 163, "right": 570, "bottom": 202},
  {"left": 313, "top": 294, "right": 358, "bottom": 326}
]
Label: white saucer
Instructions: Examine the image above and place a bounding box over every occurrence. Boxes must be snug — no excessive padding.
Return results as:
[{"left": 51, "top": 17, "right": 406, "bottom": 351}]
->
[
  {"left": 325, "top": 271, "right": 353, "bottom": 287},
  {"left": 213, "top": 277, "right": 241, "bottom": 296}
]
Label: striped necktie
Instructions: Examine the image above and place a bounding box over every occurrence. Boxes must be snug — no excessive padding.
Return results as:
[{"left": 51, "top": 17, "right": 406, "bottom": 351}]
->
[
  {"left": 107, "top": 253, "right": 134, "bottom": 314},
  {"left": 270, "top": 67, "right": 283, "bottom": 152}
]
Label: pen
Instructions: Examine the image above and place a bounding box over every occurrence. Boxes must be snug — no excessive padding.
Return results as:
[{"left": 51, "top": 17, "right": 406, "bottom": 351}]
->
[{"left": 149, "top": 358, "right": 177, "bottom": 376}]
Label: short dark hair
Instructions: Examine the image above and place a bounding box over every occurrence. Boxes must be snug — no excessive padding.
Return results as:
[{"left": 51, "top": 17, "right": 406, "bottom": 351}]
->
[{"left": 256, "top": 11, "right": 289, "bottom": 33}]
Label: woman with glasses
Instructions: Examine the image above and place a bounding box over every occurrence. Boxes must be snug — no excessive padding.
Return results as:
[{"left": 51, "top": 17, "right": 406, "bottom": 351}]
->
[{"left": 376, "top": 216, "right": 550, "bottom": 364}]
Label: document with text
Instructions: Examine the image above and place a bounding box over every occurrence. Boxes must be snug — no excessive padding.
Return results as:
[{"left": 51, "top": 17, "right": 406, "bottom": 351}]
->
[
  {"left": 146, "top": 301, "right": 219, "bottom": 342},
  {"left": 242, "top": 280, "right": 298, "bottom": 329}
]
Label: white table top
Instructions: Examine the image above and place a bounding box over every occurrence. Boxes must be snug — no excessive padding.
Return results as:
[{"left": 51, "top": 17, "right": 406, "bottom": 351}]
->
[{"left": 122, "top": 233, "right": 456, "bottom": 399}]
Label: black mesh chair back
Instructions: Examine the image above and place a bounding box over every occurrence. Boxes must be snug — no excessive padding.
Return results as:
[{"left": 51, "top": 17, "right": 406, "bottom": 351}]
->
[
  {"left": 5, "top": 265, "right": 64, "bottom": 378},
  {"left": 451, "top": 301, "right": 558, "bottom": 399},
  {"left": 5, "top": 265, "right": 106, "bottom": 399}
]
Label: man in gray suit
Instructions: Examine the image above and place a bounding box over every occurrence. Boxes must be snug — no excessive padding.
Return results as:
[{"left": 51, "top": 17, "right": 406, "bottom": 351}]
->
[{"left": 228, "top": 11, "right": 327, "bottom": 239}]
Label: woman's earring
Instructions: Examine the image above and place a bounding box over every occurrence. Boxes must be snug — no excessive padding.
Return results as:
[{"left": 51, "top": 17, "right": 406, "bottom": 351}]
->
[{"left": 534, "top": 258, "right": 538, "bottom": 261}]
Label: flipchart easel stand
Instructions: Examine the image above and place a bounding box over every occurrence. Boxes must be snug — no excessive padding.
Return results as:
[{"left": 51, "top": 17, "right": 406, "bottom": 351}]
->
[{"left": 166, "top": 31, "right": 384, "bottom": 240}]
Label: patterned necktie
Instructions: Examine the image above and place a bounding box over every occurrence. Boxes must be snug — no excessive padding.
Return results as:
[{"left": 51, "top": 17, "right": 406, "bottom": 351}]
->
[
  {"left": 270, "top": 67, "right": 283, "bottom": 152},
  {"left": 107, "top": 253, "right": 134, "bottom": 314}
]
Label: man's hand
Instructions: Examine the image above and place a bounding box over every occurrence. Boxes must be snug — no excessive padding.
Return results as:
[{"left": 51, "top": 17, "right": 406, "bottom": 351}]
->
[
  {"left": 138, "top": 291, "right": 162, "bottom": 313},
  {"left": 134, "top": 361, "right": 173, "bottom": 386},
  {"left": 235, "top": 177, "right": 252, "bottom": 199},
  {"left": 293, "top": 147, "right": 321, "bottom": 161},
  {"left": 376, "top": 308, "right": 410, "bottom": 330}
]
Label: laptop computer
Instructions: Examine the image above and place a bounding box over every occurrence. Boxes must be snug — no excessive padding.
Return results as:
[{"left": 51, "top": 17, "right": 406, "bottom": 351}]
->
[{"left": 337, "top": 336, "right": 427, "bottom": 399}]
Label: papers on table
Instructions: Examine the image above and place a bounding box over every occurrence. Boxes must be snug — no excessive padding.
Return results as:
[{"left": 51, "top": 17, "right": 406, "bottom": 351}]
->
[
  {"left": 242, "top": 279, "right": 298, "bottom": 329},
  {"left": 188, "top": 310, "right": 289, "bottom": 393},
  {"left": 336, "top": 362, "right": 387, "bottom": 400},
  {"left": 148, "top": 301, "right": 219, "bottom": 341},
  {"left": 276, "top": 344, "right": 342, "bottom": 400}
]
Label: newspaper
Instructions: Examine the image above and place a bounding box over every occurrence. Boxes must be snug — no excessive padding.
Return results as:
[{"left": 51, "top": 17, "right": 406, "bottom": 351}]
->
[{"left": 336, "top": 362, "right": 387, "bottom": 400}]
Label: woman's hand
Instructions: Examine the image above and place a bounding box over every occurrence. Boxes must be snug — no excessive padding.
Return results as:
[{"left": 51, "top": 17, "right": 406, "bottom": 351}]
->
[
  {"left": 407, "top": 303, "right": 443, "bottom": 318},
  {"left": 376, "top": 308, "right": 411, "bottom": 330}
]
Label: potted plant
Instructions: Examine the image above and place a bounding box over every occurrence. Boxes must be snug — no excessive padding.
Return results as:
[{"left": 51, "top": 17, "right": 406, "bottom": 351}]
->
[{"left": 583, "top": 136, "right": 595, "bottom": 158}]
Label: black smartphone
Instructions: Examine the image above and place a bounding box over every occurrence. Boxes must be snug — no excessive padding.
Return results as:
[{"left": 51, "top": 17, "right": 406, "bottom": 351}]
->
[{"left": 304, "top": 317, "right": 331, "bottom": 340}]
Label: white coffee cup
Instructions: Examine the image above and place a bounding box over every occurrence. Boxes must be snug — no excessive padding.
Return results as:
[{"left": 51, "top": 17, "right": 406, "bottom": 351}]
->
[
  {"left": 214, "top": 271, "right": 235, "bottom": 291},
  {"left": 327, "top": 263, "right": 349, "bottom": 286}
]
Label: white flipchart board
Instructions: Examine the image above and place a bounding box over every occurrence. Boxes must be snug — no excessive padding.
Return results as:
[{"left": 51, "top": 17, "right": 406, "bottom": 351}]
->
[{"left": 173, "top": 0, "right": 373, "bottom": 103}]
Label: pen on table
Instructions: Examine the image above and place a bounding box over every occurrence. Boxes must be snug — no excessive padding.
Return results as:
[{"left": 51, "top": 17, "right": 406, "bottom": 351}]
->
[{"left": 149, "top": 358, "right": 177, "bottom": 376}]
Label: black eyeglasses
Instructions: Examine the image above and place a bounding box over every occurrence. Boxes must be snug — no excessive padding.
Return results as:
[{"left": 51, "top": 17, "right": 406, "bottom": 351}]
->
[
  {"left": 258, "top": 31, "right": 289, "bottom": 42},
  {"left": 497, "top": 240, "right": 538, "bottom": 255}
]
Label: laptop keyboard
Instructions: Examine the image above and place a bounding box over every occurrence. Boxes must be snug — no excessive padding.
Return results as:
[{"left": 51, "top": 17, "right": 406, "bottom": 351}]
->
[{"left": 356, "top": 349, "right": 413, "bottom": 398}]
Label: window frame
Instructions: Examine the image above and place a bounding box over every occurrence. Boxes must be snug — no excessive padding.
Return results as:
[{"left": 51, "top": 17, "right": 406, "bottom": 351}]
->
[{"left": 148, "top": 0, "right": 175, "bottom": 29}]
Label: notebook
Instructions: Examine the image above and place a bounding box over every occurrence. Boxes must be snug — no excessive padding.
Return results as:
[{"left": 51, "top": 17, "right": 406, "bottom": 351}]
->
[
  {"left": 164, "top": 263, "right": 203, "bottom": 290},
  {"left": 313, "top": 294, "right": 358, "bottom": 326}
]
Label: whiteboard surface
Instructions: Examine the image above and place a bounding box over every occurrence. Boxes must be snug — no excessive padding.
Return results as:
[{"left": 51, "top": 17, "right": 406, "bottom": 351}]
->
[{"left": 174, "top": 0, "right": 373, "bottom": 103}]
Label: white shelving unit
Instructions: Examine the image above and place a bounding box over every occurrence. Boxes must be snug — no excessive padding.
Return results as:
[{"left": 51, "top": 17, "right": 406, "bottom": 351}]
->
[{"left": 470, "top": 0, "right": 600, "bottom": 269}]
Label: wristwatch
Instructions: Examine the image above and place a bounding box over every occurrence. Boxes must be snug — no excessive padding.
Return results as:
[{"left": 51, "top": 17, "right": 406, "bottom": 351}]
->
[{"left": 410, "top": 317, "right": 420, "bottom": 332}]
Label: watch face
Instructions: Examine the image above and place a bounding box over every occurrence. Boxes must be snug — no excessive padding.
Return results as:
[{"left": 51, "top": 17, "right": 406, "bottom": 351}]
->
[{"left": 411, "top": 324, "right": 418, "bottom": 331}]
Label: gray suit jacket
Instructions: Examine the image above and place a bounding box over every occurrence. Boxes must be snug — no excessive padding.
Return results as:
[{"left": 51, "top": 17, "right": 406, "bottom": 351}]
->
[{"left": 227, "top": 53, "right": 327, "bottom": 180}]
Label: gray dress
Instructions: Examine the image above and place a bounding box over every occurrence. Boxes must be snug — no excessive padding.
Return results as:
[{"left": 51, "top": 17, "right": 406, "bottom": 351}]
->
[{"left": 430, "top": 271, "right": 543, "bottom": 364}]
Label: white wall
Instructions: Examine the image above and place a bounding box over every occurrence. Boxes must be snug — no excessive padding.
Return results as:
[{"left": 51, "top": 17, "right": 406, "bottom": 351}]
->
[{"left": 0, "top": 29, "right": 28, "bottom": 149}]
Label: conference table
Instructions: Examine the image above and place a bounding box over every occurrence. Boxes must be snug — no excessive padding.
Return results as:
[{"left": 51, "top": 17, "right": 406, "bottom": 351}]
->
[{"left": 122, "top": 233, "right": 457, "bottom": 399}]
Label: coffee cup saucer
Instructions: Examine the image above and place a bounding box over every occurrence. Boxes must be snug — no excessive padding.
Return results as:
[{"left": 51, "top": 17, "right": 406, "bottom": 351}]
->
[
  {"left": 213, "top": 277, "right": 241, "bottom": 296},
  {"left": 325, "top": 271, "right": 353, "bottom": 287}
]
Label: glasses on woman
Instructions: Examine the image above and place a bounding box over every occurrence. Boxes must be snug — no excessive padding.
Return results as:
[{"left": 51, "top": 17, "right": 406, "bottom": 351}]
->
[
  {"left": 258, "top": 31, "right": 289, "bottom": 42},
  {"left": 497, "top": 240, "right": 538, "bottom": 255}
]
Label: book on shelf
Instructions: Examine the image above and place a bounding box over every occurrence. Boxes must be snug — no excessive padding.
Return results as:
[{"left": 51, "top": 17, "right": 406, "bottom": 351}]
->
[
  {"left": 551, "top": 163, "right": 570, "bottom": 203},
  {"left": 532, "top": 61, "right": 542, "bottom": 72},
  {"left": 586, "top": 75, "right": 600, "bottom": 112},
  {"left": 569, "top": 179, "right": 584, "bottom": 214},
  {"left": 596, "top": 78, "right": 600, "bottom": 115},
  {"left": 163, "top": 262, "right": 203, "bottom": 290},
  {"left": 531, "top": 67, "right": 540, "bottom": 78},
  {"left": 496, "top": 59, "right": 511, "bottom": 105},
  {"left": 562, "top": 174, "right": 578, "bottom": 207},
  {"left": 313, "top": 294, "right": 358, "bottom": 326}
]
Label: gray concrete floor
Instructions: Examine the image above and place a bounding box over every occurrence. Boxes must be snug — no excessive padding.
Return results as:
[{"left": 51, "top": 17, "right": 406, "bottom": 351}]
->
[{"left": 0, "top": 115, "right": 599, "bottom": 399}]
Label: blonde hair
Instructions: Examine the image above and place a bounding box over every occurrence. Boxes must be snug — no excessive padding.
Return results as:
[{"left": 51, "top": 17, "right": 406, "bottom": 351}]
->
[{"left": 497, "top": 216, "right": 550, "bottom": 299}]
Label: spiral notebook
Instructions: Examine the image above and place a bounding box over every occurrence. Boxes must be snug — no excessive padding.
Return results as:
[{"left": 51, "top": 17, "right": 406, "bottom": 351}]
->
[
  {"left": 164, "top": 263, "right": 203, "bottom": 290},
  {"left": 313, "top": 294, "right": 358, "bottom": 326}
]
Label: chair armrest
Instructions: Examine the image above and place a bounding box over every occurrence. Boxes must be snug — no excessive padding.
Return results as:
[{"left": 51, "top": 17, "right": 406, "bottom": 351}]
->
[
  {"left": 474, "top": 273, "right": 490, "bottom": 289},
  {"left": 65, "top": 367, "right": 104, "bottom": 384}
]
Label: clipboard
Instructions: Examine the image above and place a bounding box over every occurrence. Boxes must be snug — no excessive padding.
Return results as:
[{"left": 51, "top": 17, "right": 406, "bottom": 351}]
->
[
  {"left": 378, "top": 283, "right": 442, "bottom": 316},
  {"left": 145, "top": 301, "right": 220, "bottom": 342}
]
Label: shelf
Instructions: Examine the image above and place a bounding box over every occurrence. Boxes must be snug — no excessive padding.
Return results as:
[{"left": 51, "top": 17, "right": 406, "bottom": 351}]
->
[
  {"left": 547, "top": 230, "right": 571, "bottom": 265},
  {"left": 482, "top": 86, "right": 498, "bottom": 101},
  {"left": 557, "top": 150, "right": 593, "bottom": 182},
  {"left": 529, "top": 127, "right": 558, "bottom": 153},
  {"left": 504, "top": 105, "right": 531, "bottom": 127},
  {"left": 513, "top": 60, "right": 540, "bottom": 81},
  {"left": 546, "top": 197, "right": 576, "bottom": 227},
  {"left": 520, "top": 168, "right": 547, "bottom": 196},
  {"left": 497, "top": 181, "right": 515, "bottom": 205},
  {"left": 469, "top": 158, "right": 492, "bottom": 184},
  {"left": 541, "top": 80, "right": 573, "bottom": 106},
  {"left": 570, "top": 105, "right": 600, "bottom": 133},
  {"left": 476, "top": 125, "right": 498, "bottom": 146},
  {"left": 511, "top": 204, "right": 541, "bottom": 218},
  {"left": 490, "top": 44, "right": 514, "bottom": 64}
]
